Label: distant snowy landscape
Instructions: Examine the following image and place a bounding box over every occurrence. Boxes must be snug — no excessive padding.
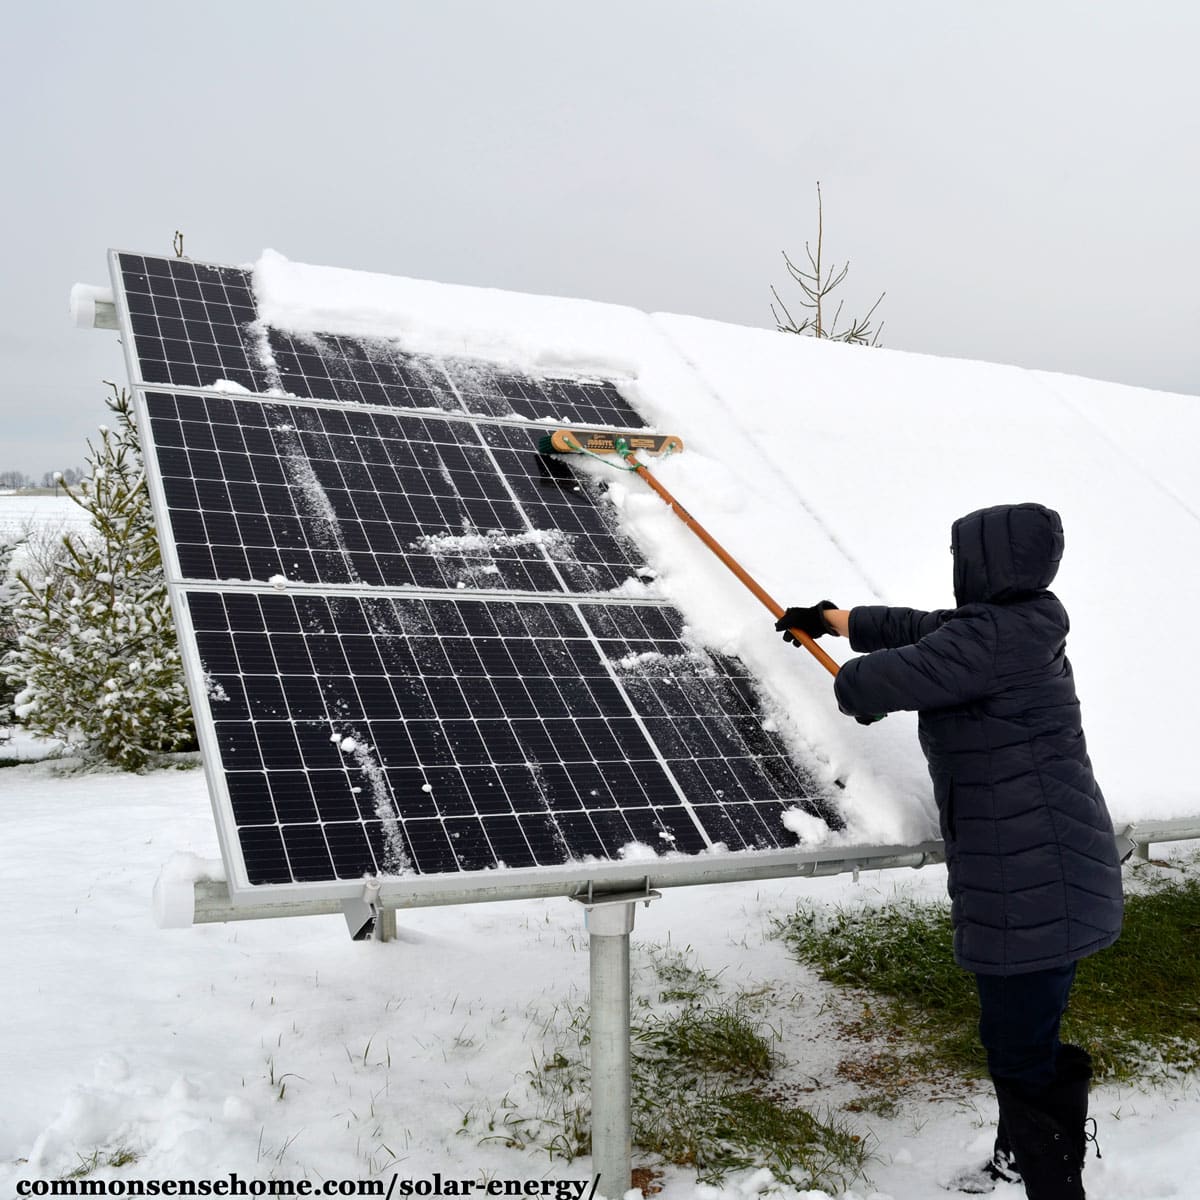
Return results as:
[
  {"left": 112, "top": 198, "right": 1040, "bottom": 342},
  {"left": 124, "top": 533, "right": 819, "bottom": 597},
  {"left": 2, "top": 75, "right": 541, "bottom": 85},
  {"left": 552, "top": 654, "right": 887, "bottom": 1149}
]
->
[{"left": 4, "top": 253, "right": 1200, "bottom": 1199}]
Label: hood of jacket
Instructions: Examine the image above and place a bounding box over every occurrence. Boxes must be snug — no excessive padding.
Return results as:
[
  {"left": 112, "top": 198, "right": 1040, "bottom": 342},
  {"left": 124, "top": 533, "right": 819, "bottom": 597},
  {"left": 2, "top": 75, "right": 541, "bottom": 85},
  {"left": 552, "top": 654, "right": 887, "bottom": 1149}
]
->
[{"left": 951, "top": 503, "right": 1064, "bottom": 605}]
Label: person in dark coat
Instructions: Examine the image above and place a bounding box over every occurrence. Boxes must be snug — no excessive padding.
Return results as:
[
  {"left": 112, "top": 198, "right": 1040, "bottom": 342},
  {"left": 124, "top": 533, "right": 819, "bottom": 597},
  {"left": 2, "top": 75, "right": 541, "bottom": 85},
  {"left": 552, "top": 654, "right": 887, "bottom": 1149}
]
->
[{"left": 777, "top": 502, "right": 1123, "bottom": 1200}]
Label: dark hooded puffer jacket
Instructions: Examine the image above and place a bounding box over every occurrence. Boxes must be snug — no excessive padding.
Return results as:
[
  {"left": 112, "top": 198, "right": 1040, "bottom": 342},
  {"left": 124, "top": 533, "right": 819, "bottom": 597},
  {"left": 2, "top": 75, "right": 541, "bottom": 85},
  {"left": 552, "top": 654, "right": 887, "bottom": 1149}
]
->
[{"left": 834, "top": 503, "right": 1123, "bottom": 975}]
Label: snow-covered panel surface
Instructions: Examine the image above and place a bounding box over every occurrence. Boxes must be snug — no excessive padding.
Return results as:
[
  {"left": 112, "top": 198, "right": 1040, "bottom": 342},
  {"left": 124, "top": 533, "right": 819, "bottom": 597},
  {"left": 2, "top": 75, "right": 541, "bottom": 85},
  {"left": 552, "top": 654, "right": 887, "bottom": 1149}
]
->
[
  {"left": 1031, "top": 369, "right": 1200, "bottom": 520},
  {"left": 649, "top": 317, "right": 1200, "bottom": 825},
  {"left": 0, "top": 762, "right": 1195, "bottom": 1200},
  {"left": 251, "top": 252, "right": 1200, "bottom": 833}
]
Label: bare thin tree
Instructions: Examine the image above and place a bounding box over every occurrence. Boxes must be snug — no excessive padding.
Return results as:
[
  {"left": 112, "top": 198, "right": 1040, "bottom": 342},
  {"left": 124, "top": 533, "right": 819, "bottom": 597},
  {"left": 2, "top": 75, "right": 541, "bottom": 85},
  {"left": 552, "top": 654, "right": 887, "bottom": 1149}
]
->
[{"left": 771, "top": 181, "right": 885, "bottom": 346}]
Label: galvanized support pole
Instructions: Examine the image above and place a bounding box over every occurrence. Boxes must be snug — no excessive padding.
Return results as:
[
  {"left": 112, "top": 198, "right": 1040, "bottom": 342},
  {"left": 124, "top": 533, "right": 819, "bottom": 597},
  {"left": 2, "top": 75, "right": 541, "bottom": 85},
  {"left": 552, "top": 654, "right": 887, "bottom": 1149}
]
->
[
  {"left": 374, "top": 907, "right": 397, "bottom": 942},
  {"left": 573, "top": 887, "right": 660, "bottom": 1200}
]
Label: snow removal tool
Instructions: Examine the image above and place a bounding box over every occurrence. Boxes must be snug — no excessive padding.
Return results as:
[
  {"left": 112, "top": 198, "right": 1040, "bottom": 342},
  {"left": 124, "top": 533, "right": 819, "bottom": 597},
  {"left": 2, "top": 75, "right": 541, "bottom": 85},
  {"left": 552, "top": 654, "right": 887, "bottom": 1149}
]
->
[{"left": 540, "top": 429, "right": 841, "bottom": 679}]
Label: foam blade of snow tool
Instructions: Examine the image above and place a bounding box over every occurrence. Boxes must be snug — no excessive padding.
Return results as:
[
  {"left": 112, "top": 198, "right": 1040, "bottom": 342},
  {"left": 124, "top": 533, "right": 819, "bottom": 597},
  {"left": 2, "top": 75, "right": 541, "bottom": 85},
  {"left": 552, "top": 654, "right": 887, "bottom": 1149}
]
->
[
  {"left": 537, "top": 429, "right": 684, "bottom": 456},
  {"left": 541, "top": 431, "right": 841, "bottom": 680}
]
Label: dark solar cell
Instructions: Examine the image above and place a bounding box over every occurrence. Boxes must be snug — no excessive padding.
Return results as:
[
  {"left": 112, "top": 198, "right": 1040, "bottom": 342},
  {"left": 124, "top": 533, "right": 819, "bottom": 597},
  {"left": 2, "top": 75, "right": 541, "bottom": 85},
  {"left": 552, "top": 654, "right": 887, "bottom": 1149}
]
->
[
  {"left": 444, "top": 358, "right": 647, "bottom": 428},
  {"left": 266, "top": 330, "right": 462, "bottom": 410},
  {"left": 117, "top": 254, "right": 269, "bottom": 393}
]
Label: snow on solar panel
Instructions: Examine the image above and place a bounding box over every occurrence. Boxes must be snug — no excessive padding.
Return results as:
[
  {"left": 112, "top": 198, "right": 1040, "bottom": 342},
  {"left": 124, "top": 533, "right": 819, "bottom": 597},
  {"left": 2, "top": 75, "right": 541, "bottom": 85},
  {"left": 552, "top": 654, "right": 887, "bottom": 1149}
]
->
[{"left": 112, "top": 250, "right": 839, "bottom": 902}]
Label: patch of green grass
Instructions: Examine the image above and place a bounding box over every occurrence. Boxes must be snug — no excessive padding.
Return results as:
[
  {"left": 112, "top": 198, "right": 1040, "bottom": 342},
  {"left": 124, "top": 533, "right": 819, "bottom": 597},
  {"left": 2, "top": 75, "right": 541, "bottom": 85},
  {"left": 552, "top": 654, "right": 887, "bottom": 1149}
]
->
[
  {"left": 469, "top": 948, "right": 871, "bottom": 1193},
  {"left": 633, "top": 1082, "right": 867, "bottom": 1191},
  {"left": 637, "top": 1001, "right": 775, "bottom": 1079},
  {"left": 642, "top": 943, "right": 725, "bottom": 1004},
  {"left": 60, "top": 1145, "right": 140, "bottom": 1179},
  {"left": 774, "top": 872, "right": 1200, "bottom": 1084}
]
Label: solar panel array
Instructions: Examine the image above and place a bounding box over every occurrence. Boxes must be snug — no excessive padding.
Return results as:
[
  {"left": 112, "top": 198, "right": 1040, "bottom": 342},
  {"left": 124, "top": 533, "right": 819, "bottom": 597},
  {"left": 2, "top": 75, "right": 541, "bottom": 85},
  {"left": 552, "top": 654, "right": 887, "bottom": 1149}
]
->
[{"left": 113, "top": 251, "right": 837, "bottom": 900}]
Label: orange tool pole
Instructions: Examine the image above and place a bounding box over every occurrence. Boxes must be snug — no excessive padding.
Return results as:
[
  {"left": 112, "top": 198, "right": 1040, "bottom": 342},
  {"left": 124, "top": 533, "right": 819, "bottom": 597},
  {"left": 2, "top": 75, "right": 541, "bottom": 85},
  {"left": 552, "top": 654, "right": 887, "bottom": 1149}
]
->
[{"left": 619, "top": 447, "right": 840, "bottom": 678}]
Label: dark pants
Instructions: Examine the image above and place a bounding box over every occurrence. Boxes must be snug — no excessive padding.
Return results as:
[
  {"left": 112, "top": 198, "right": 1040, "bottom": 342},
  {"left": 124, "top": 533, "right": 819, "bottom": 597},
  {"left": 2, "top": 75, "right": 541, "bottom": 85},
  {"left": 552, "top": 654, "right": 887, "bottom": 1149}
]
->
[{"left": 974, "top": 963, "right": 1077, "bottom": 1090}]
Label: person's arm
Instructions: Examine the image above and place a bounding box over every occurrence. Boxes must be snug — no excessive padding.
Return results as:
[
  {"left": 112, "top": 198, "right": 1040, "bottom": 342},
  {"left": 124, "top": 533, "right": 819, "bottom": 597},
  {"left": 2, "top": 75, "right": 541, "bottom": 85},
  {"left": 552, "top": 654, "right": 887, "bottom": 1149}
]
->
[
  {"left": 822, "top": 608, "right": 850, "bottom": 638},
  {"left": 846, "top": 605, "right": 951, "bottom": 651},
  {"left": 834, "top": 611, "right": 998, "bottom": 717},
  {"left": 775, "top": 603, "right": 950, "bottom": 649}
]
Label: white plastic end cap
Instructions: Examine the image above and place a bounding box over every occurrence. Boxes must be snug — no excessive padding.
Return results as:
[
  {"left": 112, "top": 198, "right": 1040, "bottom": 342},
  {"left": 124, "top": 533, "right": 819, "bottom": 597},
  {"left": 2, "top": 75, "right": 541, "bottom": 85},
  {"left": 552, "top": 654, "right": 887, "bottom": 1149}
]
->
[
  {"left": 152, "top": 872, "right": 197, "bottom": 929},
  {"left": 70, "top": 283, "right": 115, "bottom": 330}
]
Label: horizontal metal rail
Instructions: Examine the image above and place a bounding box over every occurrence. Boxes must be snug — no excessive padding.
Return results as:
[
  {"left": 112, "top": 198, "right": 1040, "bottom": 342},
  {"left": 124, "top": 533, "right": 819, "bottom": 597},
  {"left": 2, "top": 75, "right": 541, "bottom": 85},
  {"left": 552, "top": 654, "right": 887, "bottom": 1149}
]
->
[
  {"left": 155, "top": 816, "right": 1200, "bottom": 929},
  {"left": 158, "top": 843, "right": 945, "bottom": 928}
]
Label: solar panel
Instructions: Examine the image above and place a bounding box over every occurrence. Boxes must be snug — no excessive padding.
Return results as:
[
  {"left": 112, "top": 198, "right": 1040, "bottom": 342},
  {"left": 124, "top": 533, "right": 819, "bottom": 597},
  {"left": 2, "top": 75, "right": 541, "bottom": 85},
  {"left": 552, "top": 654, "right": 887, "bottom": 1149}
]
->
[
  {"left": 187, "top": 589, "right": 832, "bottom": 886},
  {"left": 144, "top": 390, "right": 649, "bottom": 592},
  {"left": 118, "top": 254, "right": 269, "bottom": 393},
  {"left": 115, "top": 252, "right": 647, "bottom": 429},
  {"left": 111, "top": 250, "right": 840, "bottom": 905}
]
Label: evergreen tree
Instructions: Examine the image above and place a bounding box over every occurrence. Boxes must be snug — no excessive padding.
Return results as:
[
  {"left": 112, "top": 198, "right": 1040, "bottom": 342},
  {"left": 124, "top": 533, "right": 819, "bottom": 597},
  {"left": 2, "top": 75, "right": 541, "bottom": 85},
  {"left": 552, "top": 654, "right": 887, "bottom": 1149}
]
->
[
  {"left": 0, "top": 539, "right": 20, "bottom": 732},
  {"left": 6, "top": 386, "right": 196, "bottom": 769}
]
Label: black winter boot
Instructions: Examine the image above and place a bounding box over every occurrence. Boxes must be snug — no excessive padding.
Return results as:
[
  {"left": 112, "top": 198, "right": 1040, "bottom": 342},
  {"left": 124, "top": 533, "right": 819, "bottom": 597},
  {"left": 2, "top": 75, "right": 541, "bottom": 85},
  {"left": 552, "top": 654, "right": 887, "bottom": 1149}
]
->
[{"left": 993, "top": 1044, "right": 1093, "bottom": 1200}]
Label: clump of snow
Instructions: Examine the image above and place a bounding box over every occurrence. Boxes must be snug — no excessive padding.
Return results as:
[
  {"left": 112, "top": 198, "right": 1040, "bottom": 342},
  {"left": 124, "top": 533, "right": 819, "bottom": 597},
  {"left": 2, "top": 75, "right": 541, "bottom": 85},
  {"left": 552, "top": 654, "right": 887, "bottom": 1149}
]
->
[
  {"left": 156, "top": 851, "right": 226, "bottom": 884},
  {"left": 412, "top": 528, "right": 570, "bottom": 555},
  {"left": 782, "top": 809, "right": 836, "bottom": 845},
  {"left": 617, "top": 840, "right": 659, "bottom": 862},
  {"left": 606, "top": 575, "right": 660, "bottom": 600},
  {"left": 344, "top": 736, "right": 409, "bottom": 874},
  {"left": 413, "top": 526, "right": 581, "bottom": 589},
  {"left": 611, "top": 650, "right": 668, "bottom": 671}
]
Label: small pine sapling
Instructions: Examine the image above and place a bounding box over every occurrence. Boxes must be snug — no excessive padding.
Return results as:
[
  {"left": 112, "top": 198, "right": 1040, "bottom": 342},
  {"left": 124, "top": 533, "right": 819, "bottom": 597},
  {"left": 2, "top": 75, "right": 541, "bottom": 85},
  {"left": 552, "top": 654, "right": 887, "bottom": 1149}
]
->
[
  {"left": 771, "top": 181, "right": 885, "bottom": 346},
  {"left": 6, "top": 384, "right": 196, "bottom": 769},
  {"left": 0, "top": 539, "right": 20, "bottom": 732}
]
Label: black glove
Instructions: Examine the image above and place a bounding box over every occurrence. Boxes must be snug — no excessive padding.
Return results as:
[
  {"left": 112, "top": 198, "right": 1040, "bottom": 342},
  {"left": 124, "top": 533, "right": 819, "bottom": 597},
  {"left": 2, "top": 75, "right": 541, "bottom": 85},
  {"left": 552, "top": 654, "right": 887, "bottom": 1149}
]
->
[{"left": 775, "top": 601, "right": 837, "bottom": 645}]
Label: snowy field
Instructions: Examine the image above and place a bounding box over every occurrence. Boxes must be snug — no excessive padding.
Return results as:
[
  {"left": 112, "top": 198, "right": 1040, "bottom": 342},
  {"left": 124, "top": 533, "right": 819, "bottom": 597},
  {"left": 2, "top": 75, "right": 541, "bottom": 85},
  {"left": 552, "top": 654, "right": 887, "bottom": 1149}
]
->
[
  {"left": 0, "top": 494, "right": 91, "bottom": 578},
  {"left": 0, "top": 494, "right": 90, "bottom": 540},
  {"left": 0, "top": 761, "right": 1196, "bottom": 1200}
]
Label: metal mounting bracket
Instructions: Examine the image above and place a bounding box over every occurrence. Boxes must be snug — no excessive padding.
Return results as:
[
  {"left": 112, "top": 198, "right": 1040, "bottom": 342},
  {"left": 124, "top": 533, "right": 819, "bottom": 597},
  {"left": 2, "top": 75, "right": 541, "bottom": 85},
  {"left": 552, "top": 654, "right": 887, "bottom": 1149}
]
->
[{"left": 342, "top": 878, "right": 384, "bottom": 941}]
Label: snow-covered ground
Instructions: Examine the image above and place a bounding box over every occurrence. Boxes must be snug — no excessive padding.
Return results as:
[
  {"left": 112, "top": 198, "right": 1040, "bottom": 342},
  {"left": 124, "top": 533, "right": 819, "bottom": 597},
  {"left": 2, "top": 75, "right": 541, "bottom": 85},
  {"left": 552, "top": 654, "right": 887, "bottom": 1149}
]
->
[
  {"left": 0, "top": 494, "right": 91, "bottom": 580},
  {"left": 0, "top": 495, "right": 89, "bottom": 542},
  {"left": 0, "top": 761, "right": 1195, "bottom": 1200}
]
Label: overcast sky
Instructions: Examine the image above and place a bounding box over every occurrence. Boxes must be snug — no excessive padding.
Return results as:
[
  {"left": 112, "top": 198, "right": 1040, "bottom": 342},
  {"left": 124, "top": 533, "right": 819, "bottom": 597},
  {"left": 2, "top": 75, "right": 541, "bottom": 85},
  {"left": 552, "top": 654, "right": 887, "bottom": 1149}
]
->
[{"left": 2, "top": 0, "right": 1197, "bottom": 476}]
